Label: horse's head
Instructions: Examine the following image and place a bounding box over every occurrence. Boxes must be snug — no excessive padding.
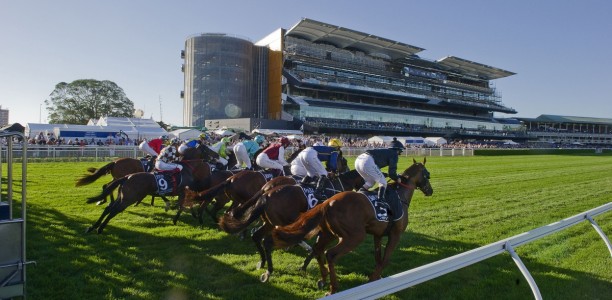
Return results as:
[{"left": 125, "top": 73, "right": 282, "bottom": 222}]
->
[
  {"left": 399, "top": 158, "right": 433, "bottom": 196},
  {"left": 337, "top": 153, "right": 349, "bottom": 173},
  {"left": 196, "top": 144, "right": 219, "bottom": 161}
]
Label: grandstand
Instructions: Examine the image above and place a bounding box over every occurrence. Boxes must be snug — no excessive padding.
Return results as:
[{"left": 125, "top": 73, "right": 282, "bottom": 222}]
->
[
  {"left": 281, "top": 18, "right": 525, "bottom": 140},
  {"left": 182, "top": 18, "right": 528, "bottom": 141},
  {"left": 518, "top": 115, "right": 612, "bottom": 146}
]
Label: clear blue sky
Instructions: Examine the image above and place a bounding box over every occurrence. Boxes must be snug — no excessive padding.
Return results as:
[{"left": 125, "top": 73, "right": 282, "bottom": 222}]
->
[{"left": 2, "top": 0, "right": 610, "bottom": 126}]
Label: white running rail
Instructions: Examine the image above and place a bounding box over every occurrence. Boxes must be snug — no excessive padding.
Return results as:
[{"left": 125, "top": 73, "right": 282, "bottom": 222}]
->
[{"left": 323, "top": 202, "right": 612, "bottom": 300}]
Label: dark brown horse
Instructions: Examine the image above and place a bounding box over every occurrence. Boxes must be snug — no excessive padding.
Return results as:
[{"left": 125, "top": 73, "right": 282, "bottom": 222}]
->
[
  {"left": 270, "top": 158, "right": 433, "bottom": 295},
  {"left": 216, "top": 169, "right": 365, "bottom": 282},
  {"left": 184, "top": 147, "right": 311, "bottom": 223},
  {"left": 84, "top": 146, "right": 211, "bottom": 234},
  {"left": 76, "top": 143, "right": 219, "bottom": 205}
]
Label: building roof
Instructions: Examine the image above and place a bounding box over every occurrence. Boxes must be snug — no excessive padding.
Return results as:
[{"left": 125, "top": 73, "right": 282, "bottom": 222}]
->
[
  {"left": 436, "top": 56, "right": 515, "bottom": 80},
  {"left": 285, "top": 18, "right": 425, "bottom": 60},
  {"left": 529, "top": 114, "right": 612, "bottom": 125}
]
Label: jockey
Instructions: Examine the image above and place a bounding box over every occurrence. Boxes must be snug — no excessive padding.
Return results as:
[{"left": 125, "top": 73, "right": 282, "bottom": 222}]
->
[
  {"left": 139, "top": 135, "right": 169, "bottom": 168},
  {"left": 209, "top": 137, "right": 232, "bottom": 169},
  {"left": 256, "top": 136, "right": 291, "bottom": 175},
  {"left": 232, "top": 135, "right": 265, "bottom": 170},
  {"left": 155, "top": 138, "right": 183, "bottom": 172},
  {"left": 178, "top": 133, "right": 207, "bottom": 155},
  {"left": 297, "top": 138, "right": 342, "bottom": 197},
  {"left": 355, "top": 138, "right": 404, "bottom": 202}
]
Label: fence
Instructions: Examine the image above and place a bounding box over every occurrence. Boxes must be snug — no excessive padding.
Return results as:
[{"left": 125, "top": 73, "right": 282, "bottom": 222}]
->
[
  {"left": 0, "top": 145, "right": 473, "bottom": 162},
  {"left": 323, "top": 202, "right": 612, "bottom": 300}
]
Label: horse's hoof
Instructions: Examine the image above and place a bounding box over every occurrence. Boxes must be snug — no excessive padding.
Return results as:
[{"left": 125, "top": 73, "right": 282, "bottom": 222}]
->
[
  {"left": 96, "top": 200, "right": 106, "bottom": 206},
  {"left": 260, "top": 271, "right": 270, "bottom": 283},
  {"left": 317, "top": 280, "right": 326, "bottom": 290}
]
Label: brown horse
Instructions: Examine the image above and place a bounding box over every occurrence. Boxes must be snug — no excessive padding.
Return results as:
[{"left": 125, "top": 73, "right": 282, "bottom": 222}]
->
[
  {"left": 216, "top": 169, "right": 365, "bottom": 282},
  {"left": 84, "top": 146, "right": 211, "bottom": 234},
  {"left": 270, "top": 158, "right": 433, "bottom": 295},
  {"left": 76, "top": 143, "right": 219, "bottom": 205},
  {"left": 184, "top": 147, "right": 312, "bottom": 224}
]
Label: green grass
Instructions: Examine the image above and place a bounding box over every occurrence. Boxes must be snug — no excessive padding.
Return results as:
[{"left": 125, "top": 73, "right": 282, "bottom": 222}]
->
[{"left": 2, "top": 155, "right": 611, "bottom": 299}]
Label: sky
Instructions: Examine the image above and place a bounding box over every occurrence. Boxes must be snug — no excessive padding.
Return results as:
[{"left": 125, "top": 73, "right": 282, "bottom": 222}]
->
[{"left": 1, "top": 0, "right": 611, "bottom": 126}]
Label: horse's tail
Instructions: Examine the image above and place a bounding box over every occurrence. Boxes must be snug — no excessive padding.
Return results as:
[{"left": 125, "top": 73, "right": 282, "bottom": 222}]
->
[
  {"left": 271, "top": 201, "right": 327, "bottom": 249},
  {"left": 194, "top": 179, "right": 232, "bottom": 206},
  {"left": 75, "top": 162, "right": 115, "bottom": 187},
  {"left": 231, "top": 188, "right": 264, "bottom": 219},
  {"left": 218, "top": 193, "right": 268, "bottom": 234},
  {"left": 86, "top": 176, "right": 126, "bottom": 204}
]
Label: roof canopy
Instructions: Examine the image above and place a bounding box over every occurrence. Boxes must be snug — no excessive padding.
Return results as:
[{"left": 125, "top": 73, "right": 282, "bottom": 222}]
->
[
  {"left": 286, "top": 18, "right": 425, "bottom": 60},
  {"left": 437, "top": 56, "right": 515, "bottom": 80}
]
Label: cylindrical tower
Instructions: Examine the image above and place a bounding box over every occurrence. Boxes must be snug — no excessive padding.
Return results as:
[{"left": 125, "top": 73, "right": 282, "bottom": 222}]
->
[{"left": 183, "top": 33, "right": 254, "bottom": 127}]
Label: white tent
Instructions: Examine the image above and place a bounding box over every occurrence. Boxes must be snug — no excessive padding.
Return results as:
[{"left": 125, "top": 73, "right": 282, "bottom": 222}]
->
[
  {"left": 169, "top": 129, "right": 203, "bottom": 140},
  {"left": 424, "top": 137, "right": 447, "bottom": 146},
  {"left": 503, "top": 139, "right": 519, "bottom": 145},
  {"left": 213, "top": 129, "right": 235, "bottom": 136},
  {"left": 367, "top": 136, "right": 402, "bottom": 146},
  {"left": 252, "top": 128, "right": 303, "bottom": 136}
]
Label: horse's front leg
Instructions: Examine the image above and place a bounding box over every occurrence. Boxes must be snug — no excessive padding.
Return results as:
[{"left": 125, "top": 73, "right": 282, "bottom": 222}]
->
[
  {"left": 251, "top": 223, "right": 268, "bottom": 270},
  {"left": 172, "top": 193, "right": 185, "bottom": 225},
  {"left": 86, "top": 203, "right": 112, "bottom": 233}
]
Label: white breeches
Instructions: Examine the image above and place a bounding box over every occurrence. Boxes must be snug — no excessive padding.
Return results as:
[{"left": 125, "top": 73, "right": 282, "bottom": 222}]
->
[
  {"left": 155, "top": 160, "right": 183, "bottom": 171},
  {"left": 290, "top": 160, "right": 307, "bottom": 177},
  {"left": 355, "top": 153, "right": 386, "bottom": 190},
  {"left": 256, "top": 153, "right": 284, "bottom": 170},
  {"left": 298, "top": 147, "right": 327, "bottom": 177},
  {"left": 139, "top": 142, "right": 158, "bottom": 157},
  {"left": 233, "top": 143, "right": 251, "bottom": 169}
]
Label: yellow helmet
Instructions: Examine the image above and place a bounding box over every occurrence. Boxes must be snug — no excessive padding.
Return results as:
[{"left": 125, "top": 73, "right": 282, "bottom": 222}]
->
[{"left": 328, "top": 138, "right": 342, "bottom": 148}]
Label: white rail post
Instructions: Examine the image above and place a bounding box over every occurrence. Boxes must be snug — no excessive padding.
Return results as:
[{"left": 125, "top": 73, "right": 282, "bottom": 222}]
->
[
  {"left": 504, "top": 242, "right": 542, "bottom": 300},
  {"left": 585, "top": 215, "right": 612, "bottom": 257}
]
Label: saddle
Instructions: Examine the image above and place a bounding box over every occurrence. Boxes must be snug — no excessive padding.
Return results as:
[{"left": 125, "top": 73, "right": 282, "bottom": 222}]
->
[{"left": 359, "top": 188, "right": 403, "bottom": 221}]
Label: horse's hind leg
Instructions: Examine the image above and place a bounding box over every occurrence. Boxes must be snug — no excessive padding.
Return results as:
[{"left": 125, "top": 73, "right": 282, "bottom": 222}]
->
[
  {"left": 309, "top": 230, "right": 335, "bottom": 289},
  {"left": 97, "top": 200, "right": 130, "bottom": 234},
  {"left": 86, "top": 205, "right": 112, "bottom": 233},
  {"left": 369, "top": 233, "right": 400, "bottom": 282},
  {"left": 325, "top": 232, "right": 366, "bottom": 295},
  {"left": 252, "top": 223, "right": 270, "bottom": 271}
]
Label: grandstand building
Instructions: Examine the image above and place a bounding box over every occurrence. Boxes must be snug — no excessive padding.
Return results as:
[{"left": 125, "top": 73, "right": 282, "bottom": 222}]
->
[
  {"left": 182, "top": 18, "right": 527, "bottom": 140},
  {"left": 517, "top": 115, "right": 612, "bottom": 146}
]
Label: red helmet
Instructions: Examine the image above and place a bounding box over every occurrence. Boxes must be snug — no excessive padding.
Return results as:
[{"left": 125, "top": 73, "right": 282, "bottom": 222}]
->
[{"left": 280, "top": 137, "right": 290, "bottom": 147}]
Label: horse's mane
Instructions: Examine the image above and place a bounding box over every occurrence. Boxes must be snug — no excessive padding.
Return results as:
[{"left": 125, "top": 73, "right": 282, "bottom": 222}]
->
[{"left": 339, "top": 169, "right": 360, "bottom": 180}]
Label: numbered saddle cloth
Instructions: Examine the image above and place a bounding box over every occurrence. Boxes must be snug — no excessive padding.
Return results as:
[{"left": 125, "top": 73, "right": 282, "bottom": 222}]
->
[{"left": 153, "top": 170, "right": 182, "bottom": 195}]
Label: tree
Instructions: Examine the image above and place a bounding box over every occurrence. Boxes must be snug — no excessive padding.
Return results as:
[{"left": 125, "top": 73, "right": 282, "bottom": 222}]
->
[{"left": 44, "top": 79, "right": 135, "bottom": 124}]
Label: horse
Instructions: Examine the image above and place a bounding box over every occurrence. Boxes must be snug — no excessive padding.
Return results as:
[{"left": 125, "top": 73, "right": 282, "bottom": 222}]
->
[
  {"left": 216, "top": 169, "right": 365, "bottom": 282},
  {"left": 75, "top": 143, "right": 219, "bottom": 205},
  {"left": 182, "top": 146, "right": 312, "bottom": 224},
  {"left": 84, "top": 146, "right": 211, "bottom": 234},
  {"left": 270, "top": 158, "right": 433, "bottom": 295}
]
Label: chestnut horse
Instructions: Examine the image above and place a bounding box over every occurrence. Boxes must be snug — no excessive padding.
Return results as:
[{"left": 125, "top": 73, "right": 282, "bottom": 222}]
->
[
  {"left": 84, "top": 146, "right": 211, "bottom": 234},
  {"left": 216, "top": 169, "right": 365, "bottom": 282},
  {"left": 270, "top": 158, "right": 433, "bottom": 295},
  {"left": 183, "top": 147, "right": 313, "bottom": 224}
]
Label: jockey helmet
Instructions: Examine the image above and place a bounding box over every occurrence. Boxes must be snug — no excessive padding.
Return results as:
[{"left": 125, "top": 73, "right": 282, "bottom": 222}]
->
[
  {"left": 198, "top": 133, "right": 207, "bottom": 140},
  {"left": 221, "top": 137, "right": 231, "bottom": 143},
  {"left": 280, "top": 137, "right": 290, "bottom": 147},
  {"left": 328, "top": 138, "right": 342, "bottom": 148},
  {"left": 170, "top": 138, "right": 181, "bottom": 145},
  {"left": 389, "top": 140, "right": 404, "bottom": 153},
  {"left": 160, "top": 135, "right": 169, "bottom": 141},
  {"left": 254, "top": 135, "right": 265, "bottom": 144}
]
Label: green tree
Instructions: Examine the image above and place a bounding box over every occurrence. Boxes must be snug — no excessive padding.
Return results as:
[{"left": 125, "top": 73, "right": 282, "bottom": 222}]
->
[{"left": 44, "top": 79, "right": 135, "bottom": 124}]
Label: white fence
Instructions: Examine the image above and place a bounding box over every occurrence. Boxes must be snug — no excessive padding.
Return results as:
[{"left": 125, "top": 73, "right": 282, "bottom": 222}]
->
[
  {"left": 0, "top": 146, "right": 473, "bottom": 162},
  {"left": 323, "top": 202, "right": 612, "bottom": 300}
]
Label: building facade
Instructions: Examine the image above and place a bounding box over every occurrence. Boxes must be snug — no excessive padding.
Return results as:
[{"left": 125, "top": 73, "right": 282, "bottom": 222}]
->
[
  {"left": 182, "top": 18, "right": 528, "bottom": 140},
  {"left": 0, "top": 106, "right": 8, "bottom": 127}
]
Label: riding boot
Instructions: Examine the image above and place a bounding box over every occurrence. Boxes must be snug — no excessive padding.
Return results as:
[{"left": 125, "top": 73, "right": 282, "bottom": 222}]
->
[
  {"left": 377, "top": 186, "right": 387, "bottom": 202},
  {"left": 300, "top": 176, "right": 312, "bottom": 185},
  {"left": 314, "top": 176, "right": 327, "bottom": 199},
  {"left": 148, "top": 157, "right": 156, "bottom": 172}
]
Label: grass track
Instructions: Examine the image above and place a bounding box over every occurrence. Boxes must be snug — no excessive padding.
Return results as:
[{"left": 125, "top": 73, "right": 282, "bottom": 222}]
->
[{"left": 3, "top": 154, "right": 611, "bottom": 299}]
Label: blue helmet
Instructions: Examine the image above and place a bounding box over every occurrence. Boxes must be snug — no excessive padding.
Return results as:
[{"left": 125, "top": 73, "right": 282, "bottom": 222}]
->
[
  {"left": 254, "top": 135, "right": 265, "bottom": 144},
  {"left": 389, "top": 140, "right": 404, "bottom": 152}
]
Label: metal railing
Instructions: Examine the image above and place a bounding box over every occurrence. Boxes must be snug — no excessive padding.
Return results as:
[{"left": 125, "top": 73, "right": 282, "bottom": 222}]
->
[{"left": 323, "top": 202, "right": 612, "bottom": 300}]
